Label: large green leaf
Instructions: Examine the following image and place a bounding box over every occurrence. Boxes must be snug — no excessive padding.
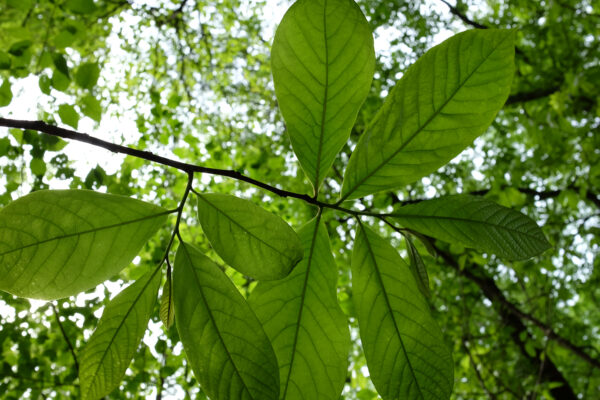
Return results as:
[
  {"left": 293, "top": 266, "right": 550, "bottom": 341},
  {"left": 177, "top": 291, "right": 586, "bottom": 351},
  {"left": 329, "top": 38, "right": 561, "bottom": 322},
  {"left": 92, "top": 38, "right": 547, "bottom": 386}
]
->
[
  {"left": 272, "top": 0, "right": 374, "bottom": 192},
  {"left": 174, "top": 242, "right": 280, "bottom": 400},
  {"left": 79, "top": 268, "right": 161, "bottom": 400},
  {"left": 196, "top": 193, "right": 303, "bottom": 280},
  {"left": 390, "top": 195, "right": 551, "bottom": 260},
  {"left": 352, "top": 223, "right": 453, "bottom": 400},
  {"left": 341, "top": 29, "right": 515, "bottom": 200},
  {"left": 0, "top": 190, "right": 170, "bottom": 300},
  {"left": 249, "top": 215, "right": 350, "bottom": 400}
]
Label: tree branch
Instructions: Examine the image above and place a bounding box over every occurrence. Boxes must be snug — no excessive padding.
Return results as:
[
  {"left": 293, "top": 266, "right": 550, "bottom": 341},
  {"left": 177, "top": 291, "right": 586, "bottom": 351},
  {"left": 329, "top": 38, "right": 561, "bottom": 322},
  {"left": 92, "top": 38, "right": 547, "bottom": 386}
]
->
[
  {"left": 0, "top": 118, "right": 375, "bottom": 216},
  {"left": 438, "top": 0, "right": 487, "bottom": 29},
  {"left": 51, "top": 303, "right": 79, "bottom": 372}
]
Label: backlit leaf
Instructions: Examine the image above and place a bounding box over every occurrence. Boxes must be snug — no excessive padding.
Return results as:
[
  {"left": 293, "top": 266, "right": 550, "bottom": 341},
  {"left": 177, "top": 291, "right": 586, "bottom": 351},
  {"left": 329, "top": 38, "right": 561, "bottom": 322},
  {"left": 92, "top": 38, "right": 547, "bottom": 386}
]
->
[
  {"left": 391, "top": 195, "right": 551, "bottom": 260},
  {"left": 159, "top": 267, "right": 174, "bottom": 329},
  {"left": 249, "top": 215, "right": 350, "bottom": 400},
  {"left": 0, "top": 190, "right": 170, "bottom": 299},
  {"left": 272, "top": 0, "right": 374, "bottom": 192},
  {"left": 196, "top": 192, "right": 303, "bottom": 280},
  {"left": 79, "top": 268, "right": 161, "bottom": 400},
  {"left": 342, "top": 29, "right": 515, "bottom": 200},
  {"left": 174, "top": 242, "right": 279, "bottom": 400},
  {"left": 352, "top": 223, "right": 454, "bottom": 399},
  {"left": 405, "top": 234, "right": 430, "bottom": 298}
]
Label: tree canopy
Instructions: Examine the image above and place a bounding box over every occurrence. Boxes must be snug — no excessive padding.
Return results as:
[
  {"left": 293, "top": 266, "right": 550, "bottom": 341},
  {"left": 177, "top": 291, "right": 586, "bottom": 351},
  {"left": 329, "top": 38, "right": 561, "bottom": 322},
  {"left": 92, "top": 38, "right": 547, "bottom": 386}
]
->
[{"left": 0, "top": 0, "right": 598, "bottom": 399}]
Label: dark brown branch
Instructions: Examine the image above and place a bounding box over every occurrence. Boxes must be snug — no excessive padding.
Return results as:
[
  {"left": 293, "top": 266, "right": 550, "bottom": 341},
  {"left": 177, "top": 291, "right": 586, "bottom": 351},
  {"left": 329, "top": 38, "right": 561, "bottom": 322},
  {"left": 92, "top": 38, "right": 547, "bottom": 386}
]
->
[
  {"left": 438, "top": 0, "right": 487, "bottom": 29},
  {"left": 506, "top": 86, "right": 561, "bottom": 104},
  {"left": 0, "top": 118, "right": 375, "bottom": 217},
  {"left": 51, "top": 303, "right": 79, "bottom": 372}
]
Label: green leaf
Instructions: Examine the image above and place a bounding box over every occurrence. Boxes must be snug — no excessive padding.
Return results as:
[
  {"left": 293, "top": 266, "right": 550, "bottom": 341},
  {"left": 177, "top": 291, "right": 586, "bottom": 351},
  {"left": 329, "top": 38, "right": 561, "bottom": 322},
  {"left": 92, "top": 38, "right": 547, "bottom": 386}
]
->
[
  {"left": 0, "top": 190, "right": 170, "bottom": 300},
  {"left": 0, "top": 79, "right": 12, "bottom": 107},
  {"left": 352, "top": 223, "right": 453, "bottom": 400},
  {"left": 58, "top": 104, "right": 80, "bottom": 129},
  {"left": 159, "top": 267, "right": 174, "bottom": 329},
  {"left": 0, "top": 51, "right": 11, "bottom": 70},
  {"left": 76, "top": 62, "right": 100, "bottom": 90},
  {"left": 81, "top": 94, "right": 102, "bottom": 122},
  {"left": 30, "top": 158, "right": 46, "bottom": 176},
  {"left": 65, "top": 0, "right": 96, "bottom": 14},
  {"left": 79, "top": 268, "right": 161, "bottom": 400},
  {"left": 405, "top": 234, "right": 430, "bottom": 298},
  {"left": 39, "top": 75, "right": 52, "bottom": 95},
  {"left": 51, "top": 70, "right": 70, "bottom": 92},
  {"left": 195, "top": 193, "right": 303, "bottom": 280},
  {"left": 390, "top": 195, "right": 551, "bottom": 260},
  {"left": 52, "top": 53, "right": 70, "bottom": 78},
  {"left": 272, "top": 0, "right": 374, "bottom": 192},
  {"left": 174, "top": 242, "right": 280, "bottom": 400},
  {"left": 249, "top": 215, "right": 350, "bottom": 400},
  {"left": 341, "top": 29, "right": 515, "bottom": 200}
]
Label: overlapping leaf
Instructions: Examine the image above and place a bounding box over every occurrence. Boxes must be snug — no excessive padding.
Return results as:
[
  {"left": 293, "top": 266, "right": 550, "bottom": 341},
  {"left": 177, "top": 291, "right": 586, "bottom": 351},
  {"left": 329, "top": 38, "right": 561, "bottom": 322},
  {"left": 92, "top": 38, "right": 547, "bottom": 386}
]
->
[
  {"left": 391, "top": 194, "right": 551, "bottom": 260},
  {"left": 249, "top": 215, "right": 350, "bottom": 400},
  {"left": 342, "top": 29, "right": 515, "bottom": 200},
  {"left": 174, "top": 242, "right": 280, "bottom": 400},
  {"left": 0, "top": 190, "right": 169, "bottom": 300},
  {"left": 272, "top": 0, "right": 374, "bottom": 192},
  {"left": 405, "top": 235, "right": 430, "bottom": 298},
  {"left": 352, "top": 224, "right": 453, "bottom": 400},
  {"left": 196, "top": 193, "right": 303, "bottom": 280},
  {"left": 79, "top": 268, "right": 161, "bottom": 400}
]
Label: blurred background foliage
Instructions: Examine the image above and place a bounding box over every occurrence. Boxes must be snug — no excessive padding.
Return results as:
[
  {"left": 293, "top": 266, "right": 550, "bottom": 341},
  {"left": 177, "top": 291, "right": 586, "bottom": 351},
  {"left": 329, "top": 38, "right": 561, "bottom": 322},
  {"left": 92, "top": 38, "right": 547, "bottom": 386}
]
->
[{"left": 0, "top": 0, "right": 598, "bottom": 398}]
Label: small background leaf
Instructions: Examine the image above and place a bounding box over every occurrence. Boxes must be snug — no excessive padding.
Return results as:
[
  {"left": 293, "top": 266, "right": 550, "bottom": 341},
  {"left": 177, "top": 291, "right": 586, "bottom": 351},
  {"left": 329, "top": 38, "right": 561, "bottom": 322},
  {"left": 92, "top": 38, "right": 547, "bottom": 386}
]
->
[{"left": 405, "top": 234, "right": 430, "bottom": 298}]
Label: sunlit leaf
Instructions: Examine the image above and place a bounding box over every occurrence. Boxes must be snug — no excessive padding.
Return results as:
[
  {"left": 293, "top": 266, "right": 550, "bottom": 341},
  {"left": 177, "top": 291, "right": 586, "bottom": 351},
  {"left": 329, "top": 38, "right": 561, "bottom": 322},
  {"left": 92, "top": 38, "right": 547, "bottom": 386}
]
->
[
  {"left": 342, "top": 29, "right": 515, "bottom": 200},
  {"left": 196, "top": 192, "right": 303, "bottom": 280},
  {"left": 272, "top": 0, "right": 374, "bottom": 192},
  {"left": 79, "top": 268, "right": 161, "bottom": 400},
  {"left": 0, "top": 190, "right": 170, "bottom": 300},
  {"left": 352, "top": 223, "right": 454, "bottom": 399},
  {"left": 174, "top": 242, "right": 279, "bottom": 400},
  {"left": 249, "top": 215, "right": 350, "bottom": 400},
  {"left": 391, "top": 195, "right": 551, "bottom": 260}
]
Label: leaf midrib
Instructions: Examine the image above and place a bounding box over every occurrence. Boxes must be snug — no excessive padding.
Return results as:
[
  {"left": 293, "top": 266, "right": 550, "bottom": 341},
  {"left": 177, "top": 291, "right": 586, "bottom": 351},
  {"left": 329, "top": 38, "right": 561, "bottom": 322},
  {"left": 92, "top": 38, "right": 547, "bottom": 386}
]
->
[
  {"left": 341, "top": 32, "right": 511, "bottom": 201},
  {"left": 82, "top": 266, "right": 159, "bottom": 400},
  {"left": 359, "top": 223, "right": 425, "bottom": 400},
  {"left": 181, "top": 243, "right": 255, "bottom": 399},
  {"left": 0, "top": 209, "right": 174, "bottom": 257},
  {"left": 281, "top": 213, "right": 322, "bottom": 399},
  {"left": 197, "top": 194, "right": 296, "bottom": 262},
  {"left": 313, "top": 0, "right": 329, "bottom": 193}
]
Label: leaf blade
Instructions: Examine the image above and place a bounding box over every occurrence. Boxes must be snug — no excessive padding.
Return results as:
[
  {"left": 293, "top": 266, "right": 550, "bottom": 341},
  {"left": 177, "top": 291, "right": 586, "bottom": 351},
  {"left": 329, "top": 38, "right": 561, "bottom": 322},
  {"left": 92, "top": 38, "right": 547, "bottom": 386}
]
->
[
  {"left": 352, "top": 224, "right": 453, "bottom": 400},
  {"left": 0, "top": 190, "right": 169, "bottom": 300},
  {"left": 174, "top": 242, "right": 280, "bottom": 400},
  {"left": 249, "top": 215, "right": 350, "bottom": 400},
  {"left": 196, "top": 193, "right": 303, "bottom": 280},
  {"left": 391, "top": 195, "right": 551, "bottom": 260},
  {"left": 159, "top": 267, "right": 174, "bottom": 329},
  {"left": 342, "top": 29, "right": 515, "bottom": 200},
  {"left": 272, "top": 0, "right": 374, "bottom": 191},
  {"left": 79, "top": 268, "right": 161, "bottom": 400}
]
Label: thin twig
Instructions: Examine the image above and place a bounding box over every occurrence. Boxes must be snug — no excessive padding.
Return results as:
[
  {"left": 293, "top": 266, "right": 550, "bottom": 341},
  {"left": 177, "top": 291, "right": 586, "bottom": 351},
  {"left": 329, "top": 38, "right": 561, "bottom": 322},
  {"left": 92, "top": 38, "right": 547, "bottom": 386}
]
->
[{"left": 51, "top": 303, "right": 79, "bottom": 372}]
